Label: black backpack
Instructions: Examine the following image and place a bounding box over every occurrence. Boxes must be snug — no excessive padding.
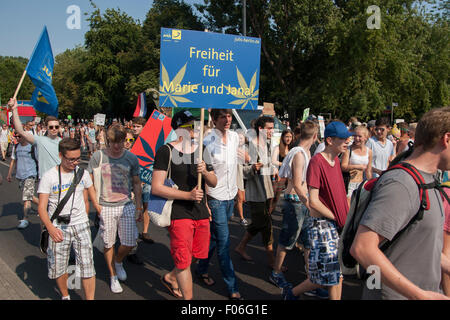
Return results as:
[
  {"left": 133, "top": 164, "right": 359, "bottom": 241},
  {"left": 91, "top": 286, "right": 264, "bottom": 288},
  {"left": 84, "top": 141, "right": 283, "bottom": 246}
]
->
[{"left": 339, "top": 161, "right": 446, "bottom": 271}]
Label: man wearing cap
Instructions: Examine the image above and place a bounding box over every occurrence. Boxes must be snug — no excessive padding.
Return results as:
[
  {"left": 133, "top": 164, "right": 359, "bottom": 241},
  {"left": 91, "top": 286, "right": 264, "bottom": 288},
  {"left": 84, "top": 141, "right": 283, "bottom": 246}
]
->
[{"left": 282, "top": 121, "right": 352, "bottom": 300}]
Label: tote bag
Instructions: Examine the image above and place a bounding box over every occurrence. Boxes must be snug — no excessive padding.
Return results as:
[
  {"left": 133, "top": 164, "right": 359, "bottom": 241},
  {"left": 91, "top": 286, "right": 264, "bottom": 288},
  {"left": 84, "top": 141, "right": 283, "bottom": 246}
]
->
[{"left": 148, "top": 145, "right": 178, "bottom": 227}]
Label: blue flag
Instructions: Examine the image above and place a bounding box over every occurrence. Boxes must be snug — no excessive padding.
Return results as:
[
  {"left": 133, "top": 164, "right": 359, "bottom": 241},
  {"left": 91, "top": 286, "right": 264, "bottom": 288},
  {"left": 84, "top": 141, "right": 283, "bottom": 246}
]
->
[{"left": 26, "top": 26, "right": 58, "bottom": 117}]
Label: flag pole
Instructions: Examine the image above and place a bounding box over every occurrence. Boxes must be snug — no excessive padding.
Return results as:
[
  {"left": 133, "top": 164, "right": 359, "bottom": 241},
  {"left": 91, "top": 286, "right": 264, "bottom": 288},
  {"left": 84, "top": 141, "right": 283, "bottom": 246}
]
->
[
  {"left": 197, "top": 108, "right": 205, "bottom": 189},
  {"left": 13, "top": 70, "right": 27, "bottom": 100}
]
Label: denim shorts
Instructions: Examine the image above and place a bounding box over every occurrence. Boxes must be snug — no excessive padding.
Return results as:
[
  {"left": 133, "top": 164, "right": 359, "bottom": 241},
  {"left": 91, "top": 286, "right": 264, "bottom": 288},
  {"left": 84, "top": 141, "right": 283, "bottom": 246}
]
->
[
  {"left": 279, "top": 200, "right": 310, "bottom": 250},
  {"left": 308, "top": 218, "right": 342, "bottom": 286},
  {"left": 142, "top": 183, "right": 151, "bottom": 203}
]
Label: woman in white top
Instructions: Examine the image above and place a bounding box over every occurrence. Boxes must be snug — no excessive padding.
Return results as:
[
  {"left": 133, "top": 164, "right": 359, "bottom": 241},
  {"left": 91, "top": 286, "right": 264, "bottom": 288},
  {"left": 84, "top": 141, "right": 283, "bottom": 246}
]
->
[{"left": 341, "top": 125, "right": 373, "bottom": 205}]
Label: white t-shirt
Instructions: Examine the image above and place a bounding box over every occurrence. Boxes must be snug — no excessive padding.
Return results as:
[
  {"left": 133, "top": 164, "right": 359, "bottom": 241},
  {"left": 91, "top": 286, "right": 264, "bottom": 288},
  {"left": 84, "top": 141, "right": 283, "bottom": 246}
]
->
[
  {"left": 38, "top": 166, "right": 93, "bottom": 226},
  {"left": 366, "top": 136, "right": 395, "bottom": 177},
  {"left": 204, "top": 129, "right": 240, "bottom": 201}
]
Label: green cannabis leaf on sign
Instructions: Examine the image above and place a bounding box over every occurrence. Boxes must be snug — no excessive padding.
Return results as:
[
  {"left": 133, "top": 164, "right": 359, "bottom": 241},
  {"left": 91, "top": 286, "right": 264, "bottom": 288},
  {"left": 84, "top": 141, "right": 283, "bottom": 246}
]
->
[
  {"left": 159, "top": 62, "right": 193, "bottom": 107},
  {"left": 229, "top": 67, "right": 259, "bottom": 109}
]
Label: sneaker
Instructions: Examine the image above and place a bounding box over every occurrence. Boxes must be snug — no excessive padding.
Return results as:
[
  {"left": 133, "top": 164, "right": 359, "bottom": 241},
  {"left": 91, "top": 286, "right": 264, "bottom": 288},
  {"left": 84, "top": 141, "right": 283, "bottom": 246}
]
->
[
  {"left": 281, "top": 285, "right": 298, "bottom": 300},
  {"left": 269, "top": 271, "right": 289, "bottom": 288},
  {"left": 240, "top": 219, "right": 249, "bottom": 226},
  {"left": 17, "top": 220, "right": 29, "bottom": 229},
  {"left": 114, "top": 262, "right": 127, "bottom": 281},
  {"left": 127, "top": 253, "right": 144, "bottom": 265},
  {"left": 303, "top": 288, "right": 329, "bottom": 299},
  {"left": 110, "top": 276, "right": 123, "bottom": 294},
  {"left": 61, "top": 295, "right": 71, "bottom": 300}
]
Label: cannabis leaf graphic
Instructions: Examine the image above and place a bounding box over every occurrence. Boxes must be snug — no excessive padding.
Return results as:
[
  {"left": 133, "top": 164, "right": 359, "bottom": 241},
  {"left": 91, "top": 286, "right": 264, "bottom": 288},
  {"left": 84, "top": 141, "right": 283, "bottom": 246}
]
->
[
  {"left": 229, "top": 67, "right": 259, "bottom": 109},
  {"left": 159, "top": 62, "right": 193, "bottom": 107}
]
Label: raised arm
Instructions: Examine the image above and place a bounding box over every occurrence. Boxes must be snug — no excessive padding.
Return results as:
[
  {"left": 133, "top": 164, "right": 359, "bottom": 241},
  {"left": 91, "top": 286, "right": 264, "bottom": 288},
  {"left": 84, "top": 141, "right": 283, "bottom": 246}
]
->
[{"left": 8, "top": 98, "right": 35, "bottom": 145}]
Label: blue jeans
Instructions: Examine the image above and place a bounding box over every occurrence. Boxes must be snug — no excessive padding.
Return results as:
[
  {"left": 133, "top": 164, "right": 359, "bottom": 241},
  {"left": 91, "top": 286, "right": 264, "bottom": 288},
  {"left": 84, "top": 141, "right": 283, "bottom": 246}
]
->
[{"left": 197, "top": 199, "right": 238, "bottom": 294}]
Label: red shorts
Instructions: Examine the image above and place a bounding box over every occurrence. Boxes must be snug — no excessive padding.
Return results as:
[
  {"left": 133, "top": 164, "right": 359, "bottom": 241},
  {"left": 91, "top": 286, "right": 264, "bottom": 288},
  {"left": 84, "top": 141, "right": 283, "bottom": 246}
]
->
[{"left": 168, "top": 219, "right": 210, "bottom": 270}]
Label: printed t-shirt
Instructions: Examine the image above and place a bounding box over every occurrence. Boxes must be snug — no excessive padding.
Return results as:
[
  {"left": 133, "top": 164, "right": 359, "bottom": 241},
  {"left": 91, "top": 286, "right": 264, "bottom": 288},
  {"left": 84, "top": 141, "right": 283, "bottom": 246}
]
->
[
  {"left": 38, "top": 166, "right": 92, "bottom": 226},
  {"left": 87, "top": 150, "right": 140, "bottom": 207}
]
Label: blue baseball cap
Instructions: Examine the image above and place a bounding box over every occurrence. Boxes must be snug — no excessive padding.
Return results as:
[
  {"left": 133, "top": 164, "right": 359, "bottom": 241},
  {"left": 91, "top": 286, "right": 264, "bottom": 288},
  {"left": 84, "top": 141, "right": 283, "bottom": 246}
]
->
[{"left": 324, "top": 121, "right": 353, "bottom": 139}]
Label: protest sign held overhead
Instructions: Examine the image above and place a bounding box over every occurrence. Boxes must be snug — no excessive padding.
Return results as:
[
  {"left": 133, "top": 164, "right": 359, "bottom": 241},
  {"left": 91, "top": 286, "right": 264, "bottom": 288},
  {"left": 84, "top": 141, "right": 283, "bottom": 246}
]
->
[{"left": 159, "top": 28, "right": 261, "bottom": 110}]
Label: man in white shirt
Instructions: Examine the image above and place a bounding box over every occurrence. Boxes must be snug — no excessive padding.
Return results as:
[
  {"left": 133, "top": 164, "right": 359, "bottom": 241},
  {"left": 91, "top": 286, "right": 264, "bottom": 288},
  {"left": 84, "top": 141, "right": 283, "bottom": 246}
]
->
[
  {"left": 0, "top": 123, "right": 9, "bottom": 161},
  {"left": 366, "top": 117, "right": 396, "bottom": 177},
  {"left": 38, "top": 138, "right": 101, "bottom": 300},
  {"left": 196, "top": 109, "right": 243, "bottom": 300}
]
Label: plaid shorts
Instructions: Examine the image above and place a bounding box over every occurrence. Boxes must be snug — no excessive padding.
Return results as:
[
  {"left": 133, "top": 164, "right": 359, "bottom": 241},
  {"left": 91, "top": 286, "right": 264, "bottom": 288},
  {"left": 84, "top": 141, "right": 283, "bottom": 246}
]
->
[
  {"left": 100, "top": 202, "right": 138, "bottom": 248},
  {"left": 47, "top": 222, "right": 95, "bottom": 279},
  {"left": 18, "top": 177, "right": 36, "bottom": 201},
  {"left": 307, "top": 218, "right": 342, "bottom": 286}
]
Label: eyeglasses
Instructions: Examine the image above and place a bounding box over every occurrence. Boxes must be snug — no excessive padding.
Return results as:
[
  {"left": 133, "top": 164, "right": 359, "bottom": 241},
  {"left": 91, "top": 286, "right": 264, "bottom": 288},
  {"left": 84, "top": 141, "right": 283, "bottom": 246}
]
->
[
  {"left": 48, "top": 125, "right": 60, "bottom": 130},
  {"left": 126, "top": 138, "right": 135, "bottom": 143},
  {"left": 375, "top": 127, "right": 385, "bottom": 132},
  {"left": 63, "top": 156, "right": 81, "bottom": 163}
]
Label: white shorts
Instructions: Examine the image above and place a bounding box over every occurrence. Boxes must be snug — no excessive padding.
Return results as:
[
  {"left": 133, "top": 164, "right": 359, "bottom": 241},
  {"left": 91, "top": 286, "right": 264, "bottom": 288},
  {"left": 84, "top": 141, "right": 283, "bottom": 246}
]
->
[
  {"left": 100, "top": 203, "right": 138, "bottom": 248},
  {"left": 47, "top": 222, "right": 95, "bottom": 279}
]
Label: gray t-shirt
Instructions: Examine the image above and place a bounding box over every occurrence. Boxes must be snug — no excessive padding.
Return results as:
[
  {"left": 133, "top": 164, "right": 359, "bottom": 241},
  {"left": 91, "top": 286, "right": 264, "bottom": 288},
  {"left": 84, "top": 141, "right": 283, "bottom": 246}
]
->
[
  {"left": 87, "top": 150, "right": 140, "bottom": 207},
  {"left": 33, "top": 135, "right": 61, "bottom": 179},
  {"left": 360, "top": 168, "right": 444, "bottom": 300}
]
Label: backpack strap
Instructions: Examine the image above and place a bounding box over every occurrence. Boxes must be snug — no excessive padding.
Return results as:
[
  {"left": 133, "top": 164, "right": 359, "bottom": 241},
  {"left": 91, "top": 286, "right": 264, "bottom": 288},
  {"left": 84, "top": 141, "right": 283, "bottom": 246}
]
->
[{"left": 379, "top": 162, "right": 438, "bottom": 252}]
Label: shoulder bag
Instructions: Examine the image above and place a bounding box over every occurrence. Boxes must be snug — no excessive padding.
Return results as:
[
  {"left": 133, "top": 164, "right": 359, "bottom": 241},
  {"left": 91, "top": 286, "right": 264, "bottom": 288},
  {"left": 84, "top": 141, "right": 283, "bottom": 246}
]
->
[{"left": 147, "top": 145, "right": 178, "bottom": 227}]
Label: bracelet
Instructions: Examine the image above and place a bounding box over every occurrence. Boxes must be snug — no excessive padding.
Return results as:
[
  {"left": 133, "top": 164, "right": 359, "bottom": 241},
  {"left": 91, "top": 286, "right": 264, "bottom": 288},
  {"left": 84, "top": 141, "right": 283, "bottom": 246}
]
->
[{"left": 136, "top": 207, "right": 143, "bottom": 211}]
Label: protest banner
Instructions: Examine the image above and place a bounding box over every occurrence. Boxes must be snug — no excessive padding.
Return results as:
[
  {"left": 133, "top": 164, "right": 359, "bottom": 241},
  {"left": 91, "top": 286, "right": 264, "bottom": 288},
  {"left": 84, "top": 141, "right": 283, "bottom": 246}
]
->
[
  {"left": 130, "top": 110, "right": 175, "bottom": 184},
  {"left": 94, "top": 113, "right": 106, "bottom": 126},
  {"left": 302, "top": 108, "right": 310, "bottom": 122},
  {"left": 13, "top": 26, "right": 58, "bottom": 116},
  {"left": 159, "top": 28, "right": 261, "bottom": 186}
]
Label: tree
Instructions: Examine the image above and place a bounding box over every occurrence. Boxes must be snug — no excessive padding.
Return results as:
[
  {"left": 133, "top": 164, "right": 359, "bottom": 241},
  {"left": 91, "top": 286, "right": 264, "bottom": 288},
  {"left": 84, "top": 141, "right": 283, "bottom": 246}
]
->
[{"left": 0, "top": 57, "right": 34, "bottom": 103}]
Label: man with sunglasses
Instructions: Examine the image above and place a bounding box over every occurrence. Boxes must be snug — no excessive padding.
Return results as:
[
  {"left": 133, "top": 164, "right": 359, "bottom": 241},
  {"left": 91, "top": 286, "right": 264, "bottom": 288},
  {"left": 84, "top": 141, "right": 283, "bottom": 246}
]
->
[
  {"left": 366, "top": 117, "right": 396, "bottom": 178},
  {"left": 38, "top": 138, "right": 100, "bottom": 300},
  {"left": 9, "top": 98, "right": 62, "bottom": 179}
]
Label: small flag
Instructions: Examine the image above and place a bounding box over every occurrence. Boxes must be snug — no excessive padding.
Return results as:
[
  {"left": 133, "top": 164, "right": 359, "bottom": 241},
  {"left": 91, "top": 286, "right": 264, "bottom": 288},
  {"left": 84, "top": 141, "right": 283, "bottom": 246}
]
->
[
  {"left": 133, "top": 92, "right": 147, "bottom": 118},
  {"left": 26, "top": 26, "right": 58, "bottom": 117}
]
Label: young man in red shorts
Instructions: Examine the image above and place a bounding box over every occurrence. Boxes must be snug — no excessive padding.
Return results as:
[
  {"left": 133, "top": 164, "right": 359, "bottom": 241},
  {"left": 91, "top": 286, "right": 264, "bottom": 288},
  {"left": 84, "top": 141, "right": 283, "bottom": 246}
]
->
[{"left": 152, "top": 111, "right": 217, "bottom": 300}]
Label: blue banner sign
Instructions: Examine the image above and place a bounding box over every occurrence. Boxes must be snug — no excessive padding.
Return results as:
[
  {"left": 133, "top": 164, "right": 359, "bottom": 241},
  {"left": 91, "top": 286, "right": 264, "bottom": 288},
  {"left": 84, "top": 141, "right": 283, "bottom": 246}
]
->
[{"left": 159, "top": 28, "right": 261, "bottom": 110}]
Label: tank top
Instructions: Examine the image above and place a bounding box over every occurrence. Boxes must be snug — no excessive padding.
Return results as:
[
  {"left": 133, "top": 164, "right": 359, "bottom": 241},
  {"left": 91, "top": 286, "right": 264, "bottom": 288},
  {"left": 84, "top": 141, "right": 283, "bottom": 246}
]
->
[{"left": 349, "top": 147, "right": 369, "bottom": 166}]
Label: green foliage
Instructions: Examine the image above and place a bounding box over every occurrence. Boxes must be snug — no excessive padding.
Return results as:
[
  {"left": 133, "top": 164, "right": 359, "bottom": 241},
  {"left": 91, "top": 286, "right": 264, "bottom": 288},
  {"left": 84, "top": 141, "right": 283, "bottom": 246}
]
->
[
  {"left": 0, "top": 0, "right": 447, "bottom": 123},
  {"left": 0, "top": 57, "right": 34, "bottom": 103}
]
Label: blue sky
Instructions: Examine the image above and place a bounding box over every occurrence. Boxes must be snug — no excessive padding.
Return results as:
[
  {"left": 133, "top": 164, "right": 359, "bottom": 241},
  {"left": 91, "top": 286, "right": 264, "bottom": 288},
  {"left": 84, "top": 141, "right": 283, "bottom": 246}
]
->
[{"left": 0, "top": 0, "right": 201, "bottom": 58}]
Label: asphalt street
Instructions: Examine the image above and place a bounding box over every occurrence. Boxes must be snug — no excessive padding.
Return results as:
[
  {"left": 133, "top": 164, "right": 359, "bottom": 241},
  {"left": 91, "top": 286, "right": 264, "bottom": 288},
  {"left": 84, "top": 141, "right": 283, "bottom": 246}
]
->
[{"left": 0, "top": 156, "right": 364, "bottom": 300}]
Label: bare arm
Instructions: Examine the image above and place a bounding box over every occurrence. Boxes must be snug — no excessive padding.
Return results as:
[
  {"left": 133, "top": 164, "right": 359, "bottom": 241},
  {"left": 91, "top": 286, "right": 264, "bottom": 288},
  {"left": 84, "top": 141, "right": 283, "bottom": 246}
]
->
[
  {"left": 365, "top": 149, "right": 373, "bottom": 180},
  {"left": 132, "top": 175, "right": 143, "bottom": 222},
  {"left": 8, "top": 98, "right": 35, "bottom": 145},
  {"left": 6, "top": 159, "right": 16, "bottom": 181},
  {"left": 38, "top": 193, "right": 64, "bottom": 243},
  {"left": 151, "top": 169, "right": 203, "bottom": 201},
  {"left": 291, "top": 152, "right": 309, "bottom": 208},
  {"left": 308, "top": 187, "right": 336, "bottom": 221},
  {"left": 197, "top": 160, "right": 217, "bottom": 188},
  {"left": 350, "top": 225, "right": 449, "bottom": 300}
]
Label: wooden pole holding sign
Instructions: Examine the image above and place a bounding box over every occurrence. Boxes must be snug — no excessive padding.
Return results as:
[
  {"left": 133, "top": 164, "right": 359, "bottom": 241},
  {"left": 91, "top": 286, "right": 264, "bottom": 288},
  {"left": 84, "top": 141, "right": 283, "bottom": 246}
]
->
[
  {"left": 13, "top": 70, "right": 27, "bottom": 100},
  {"left": 197, "top": 108, "right": 204, "bottom": 189}
]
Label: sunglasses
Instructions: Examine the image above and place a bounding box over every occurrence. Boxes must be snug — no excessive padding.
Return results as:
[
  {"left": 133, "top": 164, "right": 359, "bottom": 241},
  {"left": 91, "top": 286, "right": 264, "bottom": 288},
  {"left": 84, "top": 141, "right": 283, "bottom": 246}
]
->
[
  {"left": 63, "top": 156, "right": 81, "bottom": 163},
  {"left": 375, "top": 127, "right": 386, "bottom": 132},
  {"left": 48, "top": 125, "right": 60, "bottom": 130},
  {"left": 126, "top": 138, "right": 135, "bottom": 143}
]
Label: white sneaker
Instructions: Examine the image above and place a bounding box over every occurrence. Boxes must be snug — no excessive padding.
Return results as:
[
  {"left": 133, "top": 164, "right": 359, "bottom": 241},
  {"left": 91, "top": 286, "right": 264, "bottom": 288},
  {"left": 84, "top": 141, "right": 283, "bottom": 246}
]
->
[
  {"left": 110, "top": 276, "right": 123, "bottom": 294},
  {"left": 114, "top": 262, "right": 127, "bottom": 281},
  {"left": 17, "top": 220, "right": 29, "bottom": 229}
]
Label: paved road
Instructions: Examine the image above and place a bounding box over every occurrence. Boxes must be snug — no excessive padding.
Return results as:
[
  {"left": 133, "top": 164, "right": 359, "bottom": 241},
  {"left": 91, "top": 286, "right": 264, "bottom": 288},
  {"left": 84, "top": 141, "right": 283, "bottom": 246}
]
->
[{"left": 0, "top": 157, "right": 364, "bottom": 300}]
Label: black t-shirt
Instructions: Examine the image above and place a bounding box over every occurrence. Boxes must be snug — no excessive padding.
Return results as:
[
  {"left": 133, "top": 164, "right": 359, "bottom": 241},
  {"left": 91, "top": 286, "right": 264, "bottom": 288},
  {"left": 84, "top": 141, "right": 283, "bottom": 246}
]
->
[{"left": 153, "top": 144, "right": 213, "bottom": 220}]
